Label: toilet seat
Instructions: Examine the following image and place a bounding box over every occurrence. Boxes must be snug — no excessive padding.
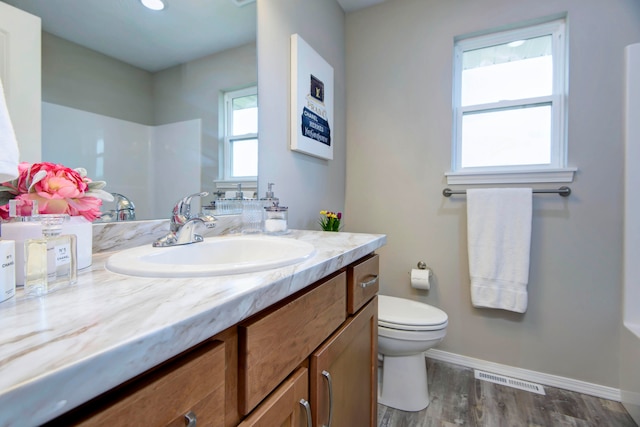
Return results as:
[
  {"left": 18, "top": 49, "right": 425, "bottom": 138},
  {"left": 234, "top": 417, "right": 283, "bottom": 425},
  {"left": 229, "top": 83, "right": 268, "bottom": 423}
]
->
[{"left": 378, "top": 295, "right": 448, "bottom": 331}]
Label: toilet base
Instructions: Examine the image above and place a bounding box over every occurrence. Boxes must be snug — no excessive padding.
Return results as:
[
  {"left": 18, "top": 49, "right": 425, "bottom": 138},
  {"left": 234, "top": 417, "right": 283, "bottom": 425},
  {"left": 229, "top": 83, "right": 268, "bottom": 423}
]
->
[{"left": 378, "top": 352, "right": 429, "bottom": 412}]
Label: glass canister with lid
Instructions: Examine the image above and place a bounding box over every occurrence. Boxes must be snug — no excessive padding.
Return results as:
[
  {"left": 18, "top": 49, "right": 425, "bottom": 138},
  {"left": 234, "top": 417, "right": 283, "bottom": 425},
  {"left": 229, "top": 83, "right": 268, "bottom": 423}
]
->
[{"left": 263, "top": 202, "right": 288, "bottom": 235}]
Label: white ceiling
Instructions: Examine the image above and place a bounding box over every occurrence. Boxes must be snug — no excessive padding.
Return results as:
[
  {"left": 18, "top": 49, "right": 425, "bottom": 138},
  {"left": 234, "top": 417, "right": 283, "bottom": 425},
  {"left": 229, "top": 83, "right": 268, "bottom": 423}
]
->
[
  {"left": 2, "top": 0, "right": 384, "bottom": 72},
  {"left": 3, "top": 0, "right": 257, "bottom": 72}
]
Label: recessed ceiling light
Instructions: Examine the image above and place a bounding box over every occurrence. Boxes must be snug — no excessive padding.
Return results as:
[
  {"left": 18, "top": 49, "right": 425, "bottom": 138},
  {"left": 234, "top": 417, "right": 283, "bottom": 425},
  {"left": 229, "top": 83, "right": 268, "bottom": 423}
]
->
[{"left": 141, "top": 0, "right": 165, "bottom": 11}]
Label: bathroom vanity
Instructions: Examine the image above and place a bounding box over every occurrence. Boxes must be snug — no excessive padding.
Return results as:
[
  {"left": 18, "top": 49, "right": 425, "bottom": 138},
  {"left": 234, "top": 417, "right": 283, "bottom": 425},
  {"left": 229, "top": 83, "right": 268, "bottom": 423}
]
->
[{"left": 0, "top": 230, "right": 385, "bottom": 427}]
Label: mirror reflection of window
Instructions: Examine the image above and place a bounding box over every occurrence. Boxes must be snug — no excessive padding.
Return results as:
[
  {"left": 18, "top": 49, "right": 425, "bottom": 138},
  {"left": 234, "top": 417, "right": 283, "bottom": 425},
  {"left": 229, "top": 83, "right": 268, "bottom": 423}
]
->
[{"left": 225, "top": 87, "right": 258, "bottom": 179}]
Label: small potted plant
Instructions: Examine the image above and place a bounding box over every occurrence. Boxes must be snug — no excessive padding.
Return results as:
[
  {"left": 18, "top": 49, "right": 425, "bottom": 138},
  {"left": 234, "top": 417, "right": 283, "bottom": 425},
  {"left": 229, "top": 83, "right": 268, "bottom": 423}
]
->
[{"left": 319, "top": 210, "right": 342, "bottom": 232}]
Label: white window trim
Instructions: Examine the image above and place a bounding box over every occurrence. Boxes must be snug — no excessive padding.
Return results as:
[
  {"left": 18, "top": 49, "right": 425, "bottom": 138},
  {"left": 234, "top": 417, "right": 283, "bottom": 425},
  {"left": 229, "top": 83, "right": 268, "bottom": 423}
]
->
[
  {"left": 221, "top": 86, "right": 258, "bottom": 183},
  {"left": 448, "top": 18, "right": 576, "bottom": 185}
]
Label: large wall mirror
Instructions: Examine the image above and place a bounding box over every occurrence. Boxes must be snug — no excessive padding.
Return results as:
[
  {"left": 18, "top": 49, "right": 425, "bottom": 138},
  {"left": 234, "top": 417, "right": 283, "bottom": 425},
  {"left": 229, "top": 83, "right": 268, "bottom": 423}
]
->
[{"left": 3, "top": 0, "right": 257, "bottom": 221}]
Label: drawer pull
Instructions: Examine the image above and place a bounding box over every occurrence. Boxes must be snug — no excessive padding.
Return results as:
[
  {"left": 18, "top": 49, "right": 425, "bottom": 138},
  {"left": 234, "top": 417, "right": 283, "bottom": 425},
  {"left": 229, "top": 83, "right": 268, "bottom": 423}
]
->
[
  {"left": 321, "top": 370, "right": 334, "bottom": 427},
  {"left": 299, "top": 399, "right": 312, "bottom": 427},
  {"left": 184, "top": 411, "right": 197, "bottom": 427},
  {"left": 359, "top": 275, "right": 378, "bottom": 288}
]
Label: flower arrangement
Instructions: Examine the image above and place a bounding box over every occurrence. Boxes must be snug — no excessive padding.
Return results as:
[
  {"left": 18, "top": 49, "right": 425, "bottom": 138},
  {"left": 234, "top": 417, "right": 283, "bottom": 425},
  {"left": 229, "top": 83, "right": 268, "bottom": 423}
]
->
[
  {"left": 0, "top": 162, "right": 113, "bottom": 222},
  {"left": 319, "top": 210, "right": 342, "bottom": 232}
]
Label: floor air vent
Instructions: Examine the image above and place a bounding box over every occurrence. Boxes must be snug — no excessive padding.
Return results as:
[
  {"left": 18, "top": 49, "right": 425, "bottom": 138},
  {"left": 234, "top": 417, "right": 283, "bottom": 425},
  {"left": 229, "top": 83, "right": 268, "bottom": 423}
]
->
[{"left": 474, "top": 370, "right": 546, "bottom": 395}]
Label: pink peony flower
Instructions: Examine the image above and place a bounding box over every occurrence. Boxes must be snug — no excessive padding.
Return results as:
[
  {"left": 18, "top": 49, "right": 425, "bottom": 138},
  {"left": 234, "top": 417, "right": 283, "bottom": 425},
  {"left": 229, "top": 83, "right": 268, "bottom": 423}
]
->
[{"left": 0, "top": 162, "right": 110, "bottom": 222}]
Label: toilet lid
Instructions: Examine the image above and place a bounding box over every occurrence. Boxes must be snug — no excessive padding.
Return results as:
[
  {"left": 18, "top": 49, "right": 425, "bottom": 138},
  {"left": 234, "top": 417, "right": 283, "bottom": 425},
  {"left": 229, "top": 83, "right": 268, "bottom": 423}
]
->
[{"left": 378, "top": 295, "right": 448, "bottom": 331}]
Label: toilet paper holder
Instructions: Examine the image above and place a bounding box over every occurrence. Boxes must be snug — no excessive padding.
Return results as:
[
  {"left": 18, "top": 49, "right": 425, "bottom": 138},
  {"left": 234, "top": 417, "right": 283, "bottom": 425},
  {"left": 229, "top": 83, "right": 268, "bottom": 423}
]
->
[{"left": 417, "top": 261, "right": 429, "bottom": 270}]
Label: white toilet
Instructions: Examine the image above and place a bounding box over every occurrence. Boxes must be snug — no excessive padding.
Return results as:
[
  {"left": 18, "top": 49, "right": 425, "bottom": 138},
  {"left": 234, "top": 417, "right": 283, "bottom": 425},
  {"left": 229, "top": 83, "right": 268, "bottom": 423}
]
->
[{"left": 378, "top": 295, "right": 448, "bottom": 412}]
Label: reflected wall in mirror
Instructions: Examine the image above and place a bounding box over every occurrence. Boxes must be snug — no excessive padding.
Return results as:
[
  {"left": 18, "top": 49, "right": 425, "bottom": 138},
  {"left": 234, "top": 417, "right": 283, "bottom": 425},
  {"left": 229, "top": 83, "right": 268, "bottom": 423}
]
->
[{"left": 2, "top": 0, "right": 257, "bottom": 221}]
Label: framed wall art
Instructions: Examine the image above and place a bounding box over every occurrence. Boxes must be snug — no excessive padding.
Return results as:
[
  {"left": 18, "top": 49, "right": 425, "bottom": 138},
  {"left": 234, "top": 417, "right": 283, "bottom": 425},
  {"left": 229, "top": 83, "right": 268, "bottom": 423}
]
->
[{"left": 290, "top": 34, "right": 334, "bottom": 160}]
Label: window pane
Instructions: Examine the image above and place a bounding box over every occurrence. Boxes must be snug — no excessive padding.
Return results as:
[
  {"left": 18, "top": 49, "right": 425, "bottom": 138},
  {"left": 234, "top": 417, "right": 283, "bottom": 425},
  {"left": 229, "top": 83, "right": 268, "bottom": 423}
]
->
[
  {"left": 461, "top": 35, "right": 552, "bottom": 106},
  {"left": 232, "top": 95, "right": 258, "bottom": 135},
  {"left": 231, "top": 138, "right": 258, "bottom": 177},
  {"left": 461, "top": 105, "right": 551, "bottom": 168}
]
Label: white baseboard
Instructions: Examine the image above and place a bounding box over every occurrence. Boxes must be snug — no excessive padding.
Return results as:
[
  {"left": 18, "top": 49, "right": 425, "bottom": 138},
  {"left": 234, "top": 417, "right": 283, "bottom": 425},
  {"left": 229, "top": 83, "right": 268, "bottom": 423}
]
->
[{"left": 426, "top": 349, "right": 622, "bottom": 402}]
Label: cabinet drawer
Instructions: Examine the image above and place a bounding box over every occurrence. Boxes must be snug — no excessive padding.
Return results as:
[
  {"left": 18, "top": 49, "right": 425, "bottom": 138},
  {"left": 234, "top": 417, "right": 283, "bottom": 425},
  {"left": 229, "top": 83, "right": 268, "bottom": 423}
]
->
[
  {"left": 347, "top": 254, "right": 379, "bottom": 314},
  {"left": 72, "top": 340, "right": 226, "bottom": 427},
  {"left": 239, "top": 272, "right": 346, "bottom": 415}
]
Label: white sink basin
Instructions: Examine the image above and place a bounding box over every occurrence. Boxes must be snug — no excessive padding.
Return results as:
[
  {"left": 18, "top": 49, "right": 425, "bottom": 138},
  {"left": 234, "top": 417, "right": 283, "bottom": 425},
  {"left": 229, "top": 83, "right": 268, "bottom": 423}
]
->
[{"left": 106, "top": 235, "right": 316, "bottom": 278}]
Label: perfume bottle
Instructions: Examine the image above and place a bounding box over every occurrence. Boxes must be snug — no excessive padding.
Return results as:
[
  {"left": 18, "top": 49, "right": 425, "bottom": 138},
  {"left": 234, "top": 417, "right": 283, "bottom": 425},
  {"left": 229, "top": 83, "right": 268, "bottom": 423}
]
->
[
  {"left": 0, "top": 239, "right": 16, "bottom": 302},
  {"left": 0, "top": 200, "right": 42, "bottom": 287},
  {"left": 24, "top": 214, "right": 77, "bottom": 296}
]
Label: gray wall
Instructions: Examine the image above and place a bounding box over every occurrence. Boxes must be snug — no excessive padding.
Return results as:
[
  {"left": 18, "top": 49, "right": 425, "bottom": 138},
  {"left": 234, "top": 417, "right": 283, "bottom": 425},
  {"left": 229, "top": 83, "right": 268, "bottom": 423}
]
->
[
  {"left": 257, "top": 0, "right": 346, "bottom": 229},
  {"left": 42, "top": 32, "right": 155, "bottom": 125},
  {"left": 345, "top": 0, "right": 640, "bottom": 389}
]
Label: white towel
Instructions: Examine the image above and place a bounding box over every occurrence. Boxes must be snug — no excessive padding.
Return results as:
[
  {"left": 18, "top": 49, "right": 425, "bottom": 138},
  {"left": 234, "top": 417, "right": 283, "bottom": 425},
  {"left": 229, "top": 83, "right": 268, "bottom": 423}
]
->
[
  {"left": 467, "top": 188, "right": 532, "bottom": 313},
  {"left": 0, "top": 78, "right": 19, "bottom": 182}
]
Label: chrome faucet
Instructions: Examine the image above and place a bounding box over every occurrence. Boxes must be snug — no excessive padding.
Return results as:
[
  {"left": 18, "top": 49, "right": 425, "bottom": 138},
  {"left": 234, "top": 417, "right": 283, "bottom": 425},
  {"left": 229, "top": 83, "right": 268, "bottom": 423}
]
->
[
  {"left": 104, "top": 193, "right": 136, "bottom": 221},
  {"left": 154, "top": 191, "right": 217, "bottom": 247}
]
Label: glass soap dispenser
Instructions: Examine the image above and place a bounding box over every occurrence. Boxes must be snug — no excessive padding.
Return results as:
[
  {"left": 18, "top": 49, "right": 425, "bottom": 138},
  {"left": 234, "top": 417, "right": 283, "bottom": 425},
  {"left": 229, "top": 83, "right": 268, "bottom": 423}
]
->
[
  {"left": 259, "top": 182, "right": 279, "bottom": 209},
  {"left": 263, "top": 202, "right": 288, "bottom": 235},
  {"left": 24, "top": 214, "right": 78, "bottom": 296}
]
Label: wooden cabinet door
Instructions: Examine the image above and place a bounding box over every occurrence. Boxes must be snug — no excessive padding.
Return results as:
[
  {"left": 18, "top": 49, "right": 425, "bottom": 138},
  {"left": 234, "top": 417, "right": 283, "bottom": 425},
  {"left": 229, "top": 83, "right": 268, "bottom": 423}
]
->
[
  {"left": 310, "top": 297, "right": 378, "bottom": 427},
  {"left": 238, "top": 367, "right": 310, "bottom": 427}
]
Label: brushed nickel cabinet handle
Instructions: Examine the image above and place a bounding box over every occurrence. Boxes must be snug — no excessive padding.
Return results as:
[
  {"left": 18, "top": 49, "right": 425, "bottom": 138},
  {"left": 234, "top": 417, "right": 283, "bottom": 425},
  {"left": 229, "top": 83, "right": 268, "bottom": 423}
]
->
[
  {"left": 299, "top": 399, "right": 312, "bottom": 427},
  {"left": 321, "top": 370, "right": 333, "bottom": 427},
  {"left": 360, "top": 275, "right": 378, "bottom": 288},
  {"left": 184, "top": 411, "right": 197, "bottom": 427}
]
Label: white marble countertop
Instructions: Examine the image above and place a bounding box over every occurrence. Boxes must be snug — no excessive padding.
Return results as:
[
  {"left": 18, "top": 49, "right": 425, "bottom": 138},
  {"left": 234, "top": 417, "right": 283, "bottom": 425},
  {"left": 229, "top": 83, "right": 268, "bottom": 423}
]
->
[{"left": 0, "top": 230, "right": 385, "bottom": 427}]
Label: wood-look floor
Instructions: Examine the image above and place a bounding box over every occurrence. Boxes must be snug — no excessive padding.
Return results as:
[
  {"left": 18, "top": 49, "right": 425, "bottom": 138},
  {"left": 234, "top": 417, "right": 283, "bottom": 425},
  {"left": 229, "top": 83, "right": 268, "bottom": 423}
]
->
[{"left": 378, "top": 358, "right": 638, "bottom": 427}]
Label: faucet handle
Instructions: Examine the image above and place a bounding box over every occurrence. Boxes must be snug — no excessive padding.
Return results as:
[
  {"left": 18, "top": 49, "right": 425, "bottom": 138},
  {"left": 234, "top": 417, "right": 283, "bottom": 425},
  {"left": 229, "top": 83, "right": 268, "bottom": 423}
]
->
[
  {"left": 173, "top": 191, "right": 209, "bottom": 216},
  {"left": 172, "top": 191, "right": 209, "bottom": 231}
]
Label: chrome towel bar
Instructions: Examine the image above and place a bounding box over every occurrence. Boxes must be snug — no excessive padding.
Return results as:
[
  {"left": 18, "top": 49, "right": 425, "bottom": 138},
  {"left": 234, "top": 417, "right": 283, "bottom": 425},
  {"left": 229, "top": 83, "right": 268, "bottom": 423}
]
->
[{"left": 442, "top": 186, "right": 571, "bottom": 197}]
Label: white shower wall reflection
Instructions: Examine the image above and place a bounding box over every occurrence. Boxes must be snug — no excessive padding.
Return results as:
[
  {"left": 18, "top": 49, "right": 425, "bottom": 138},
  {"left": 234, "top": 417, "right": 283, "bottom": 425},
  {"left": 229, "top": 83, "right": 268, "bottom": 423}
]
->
[{"left": 42, "top": 102, "right": 201, "bottom": 220}]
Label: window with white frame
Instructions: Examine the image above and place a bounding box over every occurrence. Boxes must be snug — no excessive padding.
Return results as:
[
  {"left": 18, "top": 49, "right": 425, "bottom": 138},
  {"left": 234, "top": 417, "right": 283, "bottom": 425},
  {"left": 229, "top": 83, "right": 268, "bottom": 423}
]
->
[
  {"left": 223, "top": 86, "right": 258, "bottom": 180},
  {"left": 447, "top": 18, "right": 575, "bottom": 184}
]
